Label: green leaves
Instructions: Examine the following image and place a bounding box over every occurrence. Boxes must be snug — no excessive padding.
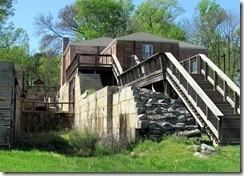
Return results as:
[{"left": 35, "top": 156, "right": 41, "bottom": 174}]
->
[
  {"left": 74, "top": 0, "right": 134, "bottom": 40},
  {"left": 130, "top": 0, "right": 185, "bottom": 40},
  {"left": 0, "top": 0, "right": 14, "bottom": 23}
]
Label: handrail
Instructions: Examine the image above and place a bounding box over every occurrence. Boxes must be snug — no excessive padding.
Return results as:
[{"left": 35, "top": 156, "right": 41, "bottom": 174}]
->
[
  {"left": 199, "top": 54, "right": 240, "bottom": 95},
  {"left": 111, "top": 54, "right": 123, "bottom": 75},
  {"left": 165, "top": 52, "right": 223, "bottom": 117},
  {"left": 165, "top": 52, "right": 224, "bottom": 139},
  {"left": 119, "top": 53, "right": 160, "bottom": 76},
  {"left": 117, "top": 53, "right": 164, "bottom": 86},
  {"left": 180, "top": 54, "right": 240, "bottom": 114}
]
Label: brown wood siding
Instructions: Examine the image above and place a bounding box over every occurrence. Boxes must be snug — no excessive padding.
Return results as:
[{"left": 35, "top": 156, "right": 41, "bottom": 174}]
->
[
  {"left": 116, "top": 41, "right": 179, "bottom": 70},
  {"left": 179, "top": 48, "right": 207, "bottom": 61}
]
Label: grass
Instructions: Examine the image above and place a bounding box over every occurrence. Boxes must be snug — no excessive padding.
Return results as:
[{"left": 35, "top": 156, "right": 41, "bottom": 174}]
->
[{"left": 0, "top": 131, "right": 240, "bottom": 173}]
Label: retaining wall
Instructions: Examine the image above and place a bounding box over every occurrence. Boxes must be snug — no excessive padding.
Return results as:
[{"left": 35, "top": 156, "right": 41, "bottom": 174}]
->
[{"left": 74, "top": 86, "right": 198, "bottom": 144}]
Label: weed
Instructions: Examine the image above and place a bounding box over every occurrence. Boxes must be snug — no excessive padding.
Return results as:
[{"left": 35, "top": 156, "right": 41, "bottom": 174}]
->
[{"left": 87, "top": 88, "right": 96, "bottom": 95}]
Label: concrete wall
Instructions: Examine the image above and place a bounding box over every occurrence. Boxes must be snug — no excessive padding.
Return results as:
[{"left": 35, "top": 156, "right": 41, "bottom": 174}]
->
[
  {"left": 74, "top": 86, "right": 118, "bottom": 138},
  {"left": 74, "top": 85, "right": 140, "bottom": 143},
  {"left": 112, "top": 86, "right": 140, "bottom": 143},
  {"left": 0, "top": 62, "right": 23, "bottom": 147},
  {"left": 59, "top": 82, "right": 70, "bottom": 112}
]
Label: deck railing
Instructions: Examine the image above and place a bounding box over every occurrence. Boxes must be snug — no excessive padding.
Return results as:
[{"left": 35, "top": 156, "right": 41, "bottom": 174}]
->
[
  {"left": 180, "top": 54, "right": 240, "bottom": 114},
  {"left": 66, "top": 53, "right": 113, "bottom": 79},
  {"left": 22, "top": 100, "right": 74, "bottom": 113}
]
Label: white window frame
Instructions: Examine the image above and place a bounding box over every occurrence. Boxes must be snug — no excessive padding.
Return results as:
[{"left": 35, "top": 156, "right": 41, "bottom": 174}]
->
[{"left": 142, "top": 45, "right": 153, "bottom": 59}]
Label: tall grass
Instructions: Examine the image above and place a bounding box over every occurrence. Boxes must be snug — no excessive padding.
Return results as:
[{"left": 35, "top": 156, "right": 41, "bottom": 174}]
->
[{"left": 1, "top": 130, "right": 240, "bottom": 172}]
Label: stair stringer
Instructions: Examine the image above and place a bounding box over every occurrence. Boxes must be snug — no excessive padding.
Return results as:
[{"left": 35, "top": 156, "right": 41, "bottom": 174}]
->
[{"left": 165, "top": 71, "right": 220, "bottom": 144}]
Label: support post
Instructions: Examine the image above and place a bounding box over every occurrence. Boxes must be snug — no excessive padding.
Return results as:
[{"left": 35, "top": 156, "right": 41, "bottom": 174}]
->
[
  {"left": 204, "top": 62, "right": 208, "bottom": 81},
  {"left": 196, "top": 55, "right": 201, "bottom": 74},
  {"left": 234, "top": 92, "right": 239, "bottom": 114},
  {"left": 214, "top": 71, "right": 218, "bottom": 91},
  {"left": 217, "top": 116, "right": 223, "bottom": 141},
  {"left": 223, "top": 81, "right": 227, "bottom": 102}
]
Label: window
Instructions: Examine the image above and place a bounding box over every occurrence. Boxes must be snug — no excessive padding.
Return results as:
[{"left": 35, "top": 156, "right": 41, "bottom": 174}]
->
[{"left": 142, "top": 45, "right": 153, "bottom": 59}]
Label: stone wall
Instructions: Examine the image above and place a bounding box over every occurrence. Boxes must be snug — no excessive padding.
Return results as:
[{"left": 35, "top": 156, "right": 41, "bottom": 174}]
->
[
  {"left": 134, "top": 88, "right": 198, "bottom": 142},
  {"left": 74, "top": 86, "right": 198, "bottom": 144}
]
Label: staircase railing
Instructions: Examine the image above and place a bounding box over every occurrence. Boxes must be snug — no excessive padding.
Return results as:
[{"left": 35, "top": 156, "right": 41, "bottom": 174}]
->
[
  {"left": 164, "top": 52, "right": 223, "bottom": 140},
  {"left": 180, "top": 54, "right": 240, "bottom": 114},
  {"left": 111, "top": 54, "right": 123, "bottom": 85},
  {"left": 117, "top": 53, "right": 164, "bottom": 86},
  {"left": 116, "top": 52, "right": 224, "bottom": 140}
]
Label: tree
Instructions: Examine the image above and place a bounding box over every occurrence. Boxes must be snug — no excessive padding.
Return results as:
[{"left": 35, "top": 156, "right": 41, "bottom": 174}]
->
[
  {"left": 38, "top": 52, "right": 61, "bottom": 87},
  {"left": 130, "top": 0, "right": 185, "bottom": 40},
  {"left": 219, "top": 10, "right": 240, "bottom": 81},
  {"left": 0, "top": 0, "right": 29, "bottom": 49},
  {"left": 180, "top": 0, "right": 240, "bottom": 84},
  {"left": 0, "top": 0, "right": 14, "bottom": 23},
  {"left": 34, "top": 0, "right": 134, "bottom": 54},
  {"left": 34, "top": 12, "right": 66, "bottom": 54}
]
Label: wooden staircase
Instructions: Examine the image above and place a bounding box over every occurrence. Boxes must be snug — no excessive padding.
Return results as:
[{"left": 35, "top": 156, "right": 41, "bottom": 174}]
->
[
  {"left": 191, "top": 74, "right": 240, "bottom": 144},
  {"left": 113, "top": 52, "right": 240, "bottom": 145}
]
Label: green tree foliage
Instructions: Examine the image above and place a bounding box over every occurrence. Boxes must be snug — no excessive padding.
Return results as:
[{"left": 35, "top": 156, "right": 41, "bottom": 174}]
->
[
  {"left": 180, "top": 0, "right": 240, "bottom": 84},
  {"left": 130, "top": 0, "right": 185, "bottom": 40},
  {"left": 34, "top": 0, "right": 134, "bottom": 53},
  {"left": 0, "top": 0, "right": 29, "bottom": 49},
  {"left": 75, "top": 0, "right": 134, "bottom": 40},
  {"left": 25, "top": 51, "right": 61, "bottom": 87},
  {"left": 0, "top": 1, "right": 60, "bottom": 88},
  {"left": 0, "top": 0, "right": 14, "bottom": 23},
  {"left": 38, "top": 52, "right": 61, "bottom": 87}
]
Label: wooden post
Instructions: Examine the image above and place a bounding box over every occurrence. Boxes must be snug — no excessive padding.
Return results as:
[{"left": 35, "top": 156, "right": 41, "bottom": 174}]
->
[
  {"left": 196, "top": 55, "right": 201, "bottom": 74},
  {"left": 204, "top": 62, "right": 208, "bottom": 81},
  {"left": 217, "top": 116, "right": 223, "bottom": 141},
  {"left": 223, "top": 81, "right": 227, "bottom": 102},
  {"left": 189, "top": 60, "right": 191, "bottom": 73},
  {"left": 206, "top": 107, "right": 210, "bottom": 120},
  {"left": 196, "top": 94, "right": 200, "bottom": 107},
  {"left": 214, "top": 71, "right": 218, "bottom": 91},
  {"left": 163, "top": 80, "right": 169, "bottom": 97},
  {"left": 159, "top": 56, "right": 163, "bottom": 72},
  {"left": 234, "top": 92, "right": 239, "bottom": 114}
]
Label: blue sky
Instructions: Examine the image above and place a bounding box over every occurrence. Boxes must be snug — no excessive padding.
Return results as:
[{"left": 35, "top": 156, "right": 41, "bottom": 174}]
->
[{"left": 9, "top": 0, "right": 241, "bottom": 53}]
